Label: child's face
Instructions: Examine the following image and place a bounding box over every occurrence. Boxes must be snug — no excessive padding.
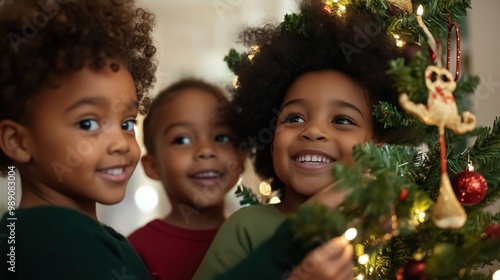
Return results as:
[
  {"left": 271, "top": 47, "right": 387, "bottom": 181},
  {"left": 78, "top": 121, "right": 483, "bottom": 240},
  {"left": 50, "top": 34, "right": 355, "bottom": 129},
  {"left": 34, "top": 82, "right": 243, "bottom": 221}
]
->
[
  {"left": 23, "top": 65, "right": 140, "bottom": 205},
  {"left": 143, "top": 89, "right": 244, "bottom": 209},
  {"left": 273, "top": 70, "right": 373, "bottom": 197}
]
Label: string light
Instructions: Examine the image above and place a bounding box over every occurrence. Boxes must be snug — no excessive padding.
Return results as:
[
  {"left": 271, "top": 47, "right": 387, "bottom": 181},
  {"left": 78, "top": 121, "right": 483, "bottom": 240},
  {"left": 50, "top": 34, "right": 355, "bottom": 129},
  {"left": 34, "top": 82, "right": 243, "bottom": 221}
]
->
[
  {"left": 247, "top": 45, "right": 260, "bottom": 61},
  {"left": 337, "top": 4, "right": 346, "bottom": 16},
  {"left": 269, "top": 196, "right": 281, "bottom": 204},
  {"left": 344, "top": 227, "right": 357, "bottom": 241},
  {"left": 356, "top": 275, "right": 364, "bottom": 280},
  {"left": 492, "top": 269, "right": 500, "bottom": 280},
  {"left": 232, "top": 75, "right": 239, "bottom": 89},
  {"left": 358, "top": 254, "right": 369, "bottom": 265},
  {"left": 258, "top": 180, "right": 272, "bottom": 196},
  {"left": 392, "top": 33, "right": 405, "bottom": 47}
]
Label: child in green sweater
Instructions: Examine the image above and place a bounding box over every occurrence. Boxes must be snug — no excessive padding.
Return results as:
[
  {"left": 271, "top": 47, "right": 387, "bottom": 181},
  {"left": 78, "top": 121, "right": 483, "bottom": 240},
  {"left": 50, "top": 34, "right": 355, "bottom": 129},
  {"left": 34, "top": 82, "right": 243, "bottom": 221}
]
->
[
  {"left": 195, "top": 0, "right": 411, "bottom": 279},
  {"left": 0, "top": 0, "right": 156, "bottom": 279}
]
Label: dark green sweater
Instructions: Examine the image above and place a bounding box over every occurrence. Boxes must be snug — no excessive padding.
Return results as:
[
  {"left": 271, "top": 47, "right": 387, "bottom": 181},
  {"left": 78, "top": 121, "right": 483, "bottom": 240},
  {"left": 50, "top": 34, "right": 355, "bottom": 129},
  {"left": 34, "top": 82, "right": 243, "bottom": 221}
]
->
[{"left": 0, "top": 206, "right": 150, "bottom": 280}]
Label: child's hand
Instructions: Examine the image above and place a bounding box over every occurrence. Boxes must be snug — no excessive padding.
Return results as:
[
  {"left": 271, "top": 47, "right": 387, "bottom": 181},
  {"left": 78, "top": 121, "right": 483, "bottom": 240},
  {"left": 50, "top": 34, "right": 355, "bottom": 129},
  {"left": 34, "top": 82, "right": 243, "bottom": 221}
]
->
[
  {"left": 287, "top": 236, "right": 354, "bottom": 280},
  {"left": 304, "top": 182, "right": 347, "bottom": 209}
]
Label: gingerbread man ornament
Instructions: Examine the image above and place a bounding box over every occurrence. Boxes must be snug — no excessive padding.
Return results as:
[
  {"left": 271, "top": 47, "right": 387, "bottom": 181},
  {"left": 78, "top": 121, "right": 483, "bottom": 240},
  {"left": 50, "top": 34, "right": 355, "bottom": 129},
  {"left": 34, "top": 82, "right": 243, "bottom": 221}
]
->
[{"left": 399, "top": 65, "right": 476, "bottom": 229}]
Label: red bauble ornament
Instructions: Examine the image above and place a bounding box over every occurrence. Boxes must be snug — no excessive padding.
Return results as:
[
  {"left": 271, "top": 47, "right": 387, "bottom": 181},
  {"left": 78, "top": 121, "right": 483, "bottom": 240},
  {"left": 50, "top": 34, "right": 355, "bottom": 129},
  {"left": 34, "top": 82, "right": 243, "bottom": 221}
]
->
[
  {"left": 396, "top": 260, "right": 428, "bottom": 280},
  {"left": 452, "top": 163, "right": 488, "bottom": 206},
  {"left": 402, "top": 42, "right": 424, "bottom": 63},
  {"left": 399, "top": 188, "right": 409, "bottom": 202},
  {"left": 485, "top": 224, "right": 500, "bottom": 239}
]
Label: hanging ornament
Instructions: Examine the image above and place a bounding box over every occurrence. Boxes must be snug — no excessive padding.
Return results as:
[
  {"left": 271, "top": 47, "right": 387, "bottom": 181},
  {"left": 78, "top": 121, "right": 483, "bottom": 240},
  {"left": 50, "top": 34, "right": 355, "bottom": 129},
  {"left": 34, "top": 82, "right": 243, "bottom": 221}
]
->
[
  {"left": 399, "top": 188, "right": 409, "bottom": 202},
  {"left": 402, "top": 42, "right": 424, "bottom": 63},
  {"left": 446, "top": 14, "right": 461, "bottom": 81},
  {"left": 452, "top": 161, "right": 488, "bottom": 206},
  {"left": 484, "top": 224, "right": 500, "bottom": 239},
  {"left": 386, "top": 0, "right": 413, "bottom": 15},
  {"left": 399, "top": 10, "right": 476, "bottom": 228},
  {"left": 396, "top": 260, "right": 428, "bottom": 280}
]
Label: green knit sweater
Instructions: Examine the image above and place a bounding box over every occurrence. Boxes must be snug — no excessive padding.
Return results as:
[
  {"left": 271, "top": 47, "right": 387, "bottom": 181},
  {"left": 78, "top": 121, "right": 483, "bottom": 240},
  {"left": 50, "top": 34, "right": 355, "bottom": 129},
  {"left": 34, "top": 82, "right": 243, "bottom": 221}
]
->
[
  {"left": 0, "top": 206, "right": 150, "bottom": 280},
  {"left": 193, "top": 205, "right": 288, "bottom": 280}
]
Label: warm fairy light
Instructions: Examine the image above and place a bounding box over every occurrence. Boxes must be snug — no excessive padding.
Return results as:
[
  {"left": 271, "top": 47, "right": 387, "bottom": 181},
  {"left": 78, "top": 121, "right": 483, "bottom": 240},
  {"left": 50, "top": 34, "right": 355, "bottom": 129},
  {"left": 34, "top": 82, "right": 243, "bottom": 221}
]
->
[
  {"left": 232, "top": 76, "right": 239, "bottom": 88},
  {"left": 333, "top": 0, "right": 339, "bottom": 2},
  {"left": 258, "top": 180, "right": 272, "bottom": 196},
  {"left": 269, "top": 196, "right": 281, "bottom": 204},
  {"left": 418, "top": 211, "right": 426, "bottom": 222},
  {"left": 344, "top": 228, "right": 357, "bottom": 241},
  {"left": 493, "top": 269, "right": 500, "bottom": 280},
  {"left": 247, "top": 45, "right": 260, "bottom": 61},
  {"left": 416, "top": 5, "right": 423, "bottom": 16},
  {"left": 356, "top": 275, "right": 364, "bottom": 280},
  {"left": 392, "top": 33, "right": 405, "bottom": 47},
  {"left": 358, "top": 254, "right": 369, "bottom": 265},
  {"left": 134, "top": 185, "right": 159, "bottom": 213}
]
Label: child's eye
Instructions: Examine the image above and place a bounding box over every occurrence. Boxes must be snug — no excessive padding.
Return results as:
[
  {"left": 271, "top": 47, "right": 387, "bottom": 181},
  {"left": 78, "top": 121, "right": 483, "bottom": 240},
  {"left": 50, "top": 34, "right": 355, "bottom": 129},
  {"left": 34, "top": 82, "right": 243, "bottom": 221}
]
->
[
  {"left": 173, "top": 136, "right": 191, "bottom": 145},
  {"left": 215, "top": 134, "right": 232, "bottom": 143},
  {"left": 77, "top": 119, "right": 100, "bottom": 131},
  {"left": 284, "top": 114, "right": 305, "bottom": 123},
  {"left": 333, "top": 116, "right": 354, "bottom": 125},
  {"left": 122, "top": 119, "right": 137, "bottom": 131}
]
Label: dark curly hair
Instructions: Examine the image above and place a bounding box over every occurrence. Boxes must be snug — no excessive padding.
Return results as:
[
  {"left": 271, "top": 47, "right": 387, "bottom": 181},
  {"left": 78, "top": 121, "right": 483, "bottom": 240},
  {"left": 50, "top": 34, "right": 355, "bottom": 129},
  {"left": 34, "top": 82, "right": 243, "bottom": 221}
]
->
[
  {"left": 0, "top": 0, "right": 157, "bottom": 172},
  {"left": 226, "top": 0, "right": 408, "bottom": 191},
  {"left": 143, "top": 78, "right": 229, "bottom": 155}
]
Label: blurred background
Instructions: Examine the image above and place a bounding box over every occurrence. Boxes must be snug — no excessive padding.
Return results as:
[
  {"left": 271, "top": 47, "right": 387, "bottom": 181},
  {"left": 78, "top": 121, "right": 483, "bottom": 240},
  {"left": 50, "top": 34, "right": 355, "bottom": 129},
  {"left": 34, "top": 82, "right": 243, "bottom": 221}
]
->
[{"left": 1, "top": 0, "right": 499, "bottom": 264}]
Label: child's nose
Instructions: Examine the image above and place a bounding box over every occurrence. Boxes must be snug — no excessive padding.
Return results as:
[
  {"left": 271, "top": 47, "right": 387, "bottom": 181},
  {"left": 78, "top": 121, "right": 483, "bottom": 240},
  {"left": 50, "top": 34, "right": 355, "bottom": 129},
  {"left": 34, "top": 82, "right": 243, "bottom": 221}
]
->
[
  {"left": 300, "top": 120, "right": 328, "bottom": 141},
  {"left": 107, "top": 128, "right": 131, "bottom": 154},
  {"left": 196, "top": 141, "right": 216, "bottom": 159}
]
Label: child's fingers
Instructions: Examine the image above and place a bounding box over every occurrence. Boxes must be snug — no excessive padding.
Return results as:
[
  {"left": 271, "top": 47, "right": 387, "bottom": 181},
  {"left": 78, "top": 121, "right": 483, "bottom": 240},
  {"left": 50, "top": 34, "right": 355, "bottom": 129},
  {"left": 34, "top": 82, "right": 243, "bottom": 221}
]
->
[
  {"left": 288, "top": 237, "right": 354, "bottom": 280},
  {"left": 305, "top": 182, "right": 347, "bottom": 209}
]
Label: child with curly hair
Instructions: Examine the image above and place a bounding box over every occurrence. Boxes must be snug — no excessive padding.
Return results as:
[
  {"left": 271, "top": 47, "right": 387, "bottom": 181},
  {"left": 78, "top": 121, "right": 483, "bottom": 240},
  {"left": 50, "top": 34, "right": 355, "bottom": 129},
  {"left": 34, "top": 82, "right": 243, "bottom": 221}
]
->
[
  {"left": 0, "top": 0, "right": 156, "bottom": 279},
  {"left": 194, "top": 0, "right": 413, "bottom": 279},
  {"left": 128, "top": 78, "right": 245, "bottom": 280}
]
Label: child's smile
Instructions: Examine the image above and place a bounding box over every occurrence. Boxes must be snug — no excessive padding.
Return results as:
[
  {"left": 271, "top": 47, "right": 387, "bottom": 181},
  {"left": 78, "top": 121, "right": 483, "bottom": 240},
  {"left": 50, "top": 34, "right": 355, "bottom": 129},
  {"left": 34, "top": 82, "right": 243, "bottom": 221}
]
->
[
  {"left": 20, "top": 64, "right": 140, "bottom": 211},
  {"left": 273, "top": 70, "right": 373, "bottom": 205},
  {"left": 142, "top": 88, "right": 245, "bottom": 208}
]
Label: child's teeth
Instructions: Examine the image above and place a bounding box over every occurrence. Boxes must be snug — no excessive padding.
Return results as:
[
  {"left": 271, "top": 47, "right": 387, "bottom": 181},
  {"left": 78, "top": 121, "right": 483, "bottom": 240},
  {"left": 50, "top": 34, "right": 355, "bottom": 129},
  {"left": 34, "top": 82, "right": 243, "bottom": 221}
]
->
[
  {"left": 194, "top": 171, "right": 220, "bottom": 178},
  {"left": 295, "top": 154, "right": 331, "bottom": 164},
  {"left": 104, "top": 168, "right": 123, "bottom": 175}
]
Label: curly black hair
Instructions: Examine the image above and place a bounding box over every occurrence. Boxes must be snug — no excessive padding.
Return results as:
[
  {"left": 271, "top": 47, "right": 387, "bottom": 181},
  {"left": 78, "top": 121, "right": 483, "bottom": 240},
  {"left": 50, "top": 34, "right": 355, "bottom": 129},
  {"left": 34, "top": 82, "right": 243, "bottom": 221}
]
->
[
  {"left": 226, "top": 0, "right": 409, "bottom": 191},
  {"left": 0, "top": 0, "right": 157, "bottom": 172}
]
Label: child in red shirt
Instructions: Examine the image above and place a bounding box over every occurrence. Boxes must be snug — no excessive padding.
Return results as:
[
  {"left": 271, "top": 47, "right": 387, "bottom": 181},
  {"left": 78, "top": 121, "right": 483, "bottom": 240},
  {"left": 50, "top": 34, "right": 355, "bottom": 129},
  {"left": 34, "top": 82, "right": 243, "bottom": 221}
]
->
[{"left": 128, "top": 79, "right": 246, "bottom": 280}]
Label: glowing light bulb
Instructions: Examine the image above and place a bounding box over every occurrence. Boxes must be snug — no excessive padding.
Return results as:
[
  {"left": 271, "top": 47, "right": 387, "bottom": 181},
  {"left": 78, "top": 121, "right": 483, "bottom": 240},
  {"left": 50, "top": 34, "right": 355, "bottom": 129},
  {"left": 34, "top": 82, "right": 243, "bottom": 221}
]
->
[
  {"left": 233, "top": 76, "right": 239, "bottom": 89},
  {"left": 358, "top": 254, "right": 369, "bottom": 265},
  {"left": 344, "top": 228, "right": 357, "bottom": 241},
  {"left": 418, "top": 211, "right": 426, "bottom": 222},
  {"left": 417, "top": 5, "right": 423, "bottom": 16},
  {"left": 134, "top": 185, "right": 159, "bottom": 213},
  {"left": 258, "top": 181, "right": 272, "bottom": 196},
  {"left": 493, "top": 269, "right": 500, "bottom": 280},
  {"left": 269, "top": 196, "right": 281, "bottom": 204}
]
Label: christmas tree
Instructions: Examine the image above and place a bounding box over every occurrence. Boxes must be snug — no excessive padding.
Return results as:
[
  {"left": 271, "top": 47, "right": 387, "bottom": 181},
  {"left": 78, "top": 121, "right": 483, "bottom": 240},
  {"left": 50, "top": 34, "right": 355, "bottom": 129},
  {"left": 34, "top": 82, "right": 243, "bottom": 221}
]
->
[{"left": 227, "top": 0, "right": 500, "bottom": 279}]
